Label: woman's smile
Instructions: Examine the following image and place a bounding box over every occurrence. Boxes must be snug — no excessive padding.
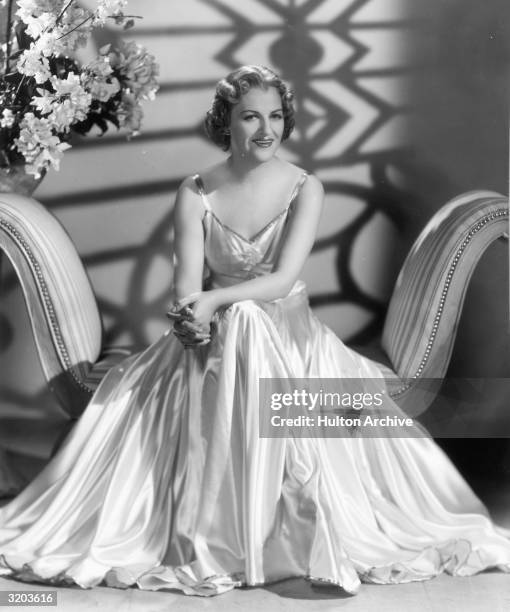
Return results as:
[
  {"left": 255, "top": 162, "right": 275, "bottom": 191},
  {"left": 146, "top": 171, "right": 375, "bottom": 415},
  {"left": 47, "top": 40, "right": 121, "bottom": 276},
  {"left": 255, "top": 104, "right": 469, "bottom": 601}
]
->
[{"left": 252, "top": 138, "right": 274, "bottom": 148}]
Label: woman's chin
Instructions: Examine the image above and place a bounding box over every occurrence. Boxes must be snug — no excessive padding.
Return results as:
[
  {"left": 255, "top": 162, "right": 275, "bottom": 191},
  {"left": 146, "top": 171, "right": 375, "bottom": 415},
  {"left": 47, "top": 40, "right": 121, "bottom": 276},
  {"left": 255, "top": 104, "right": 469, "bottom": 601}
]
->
[{"left": 243, "top": 148, "right": 278, "bottom": 164}]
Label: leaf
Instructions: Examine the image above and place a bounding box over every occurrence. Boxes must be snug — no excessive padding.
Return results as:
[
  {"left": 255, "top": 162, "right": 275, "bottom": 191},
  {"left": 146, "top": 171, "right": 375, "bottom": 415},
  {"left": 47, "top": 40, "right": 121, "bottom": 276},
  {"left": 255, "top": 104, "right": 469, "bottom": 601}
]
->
[
  {"left": 14, "top": 22, "right": 32, "bottom": 52},
  {"left": 7, "top": 49, "right": 23, "bottom": 61},
  {"left": 123, "top": 19, "right": 135, "bottom": 30},
  {"left": 95, "top": 116, "right": 108, "bottom": 134},
  {"left": 107, "top": 115, "right": 120, "bottom": 129}
]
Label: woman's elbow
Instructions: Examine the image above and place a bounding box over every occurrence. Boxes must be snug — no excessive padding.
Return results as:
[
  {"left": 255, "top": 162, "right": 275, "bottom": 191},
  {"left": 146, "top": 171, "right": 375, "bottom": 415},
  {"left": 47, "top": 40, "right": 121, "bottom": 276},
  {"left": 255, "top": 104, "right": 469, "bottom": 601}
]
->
[{"left": 272, "top": 272, "right": 297, "bottom": 299}]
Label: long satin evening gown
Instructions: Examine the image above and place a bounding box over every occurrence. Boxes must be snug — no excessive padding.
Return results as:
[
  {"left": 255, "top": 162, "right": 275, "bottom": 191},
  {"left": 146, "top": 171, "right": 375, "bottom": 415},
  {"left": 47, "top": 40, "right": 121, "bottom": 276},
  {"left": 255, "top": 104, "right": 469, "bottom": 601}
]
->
[{"left": 1, "top": 172, "right": 509, "bottom": 596}]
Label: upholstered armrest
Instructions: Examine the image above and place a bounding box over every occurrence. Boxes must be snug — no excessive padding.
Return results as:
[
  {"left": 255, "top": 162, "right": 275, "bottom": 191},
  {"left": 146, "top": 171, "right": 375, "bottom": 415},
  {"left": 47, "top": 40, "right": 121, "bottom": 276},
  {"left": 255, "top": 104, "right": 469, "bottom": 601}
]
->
[
  {"left": 381, "top": 190, "right": 508, "bottom": 412},
  {"left": 0, "top": 193, "right": 104, "bottom": 417}
]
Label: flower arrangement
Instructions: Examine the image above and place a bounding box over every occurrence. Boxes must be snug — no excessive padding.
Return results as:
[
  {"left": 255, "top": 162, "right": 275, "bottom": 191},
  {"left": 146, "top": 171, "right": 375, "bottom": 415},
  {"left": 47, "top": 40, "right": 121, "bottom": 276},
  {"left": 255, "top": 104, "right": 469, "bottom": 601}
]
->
[{"left": 0, "top": 0, "right": 159, "bottom": 178}]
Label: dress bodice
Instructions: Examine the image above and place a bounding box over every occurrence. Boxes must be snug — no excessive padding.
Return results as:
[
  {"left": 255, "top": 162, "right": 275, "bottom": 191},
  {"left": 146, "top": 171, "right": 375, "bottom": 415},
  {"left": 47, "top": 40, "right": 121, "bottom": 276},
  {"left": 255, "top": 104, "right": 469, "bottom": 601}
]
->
[{"left": 193, "top": 173, "right": 308, "bottom": 289}]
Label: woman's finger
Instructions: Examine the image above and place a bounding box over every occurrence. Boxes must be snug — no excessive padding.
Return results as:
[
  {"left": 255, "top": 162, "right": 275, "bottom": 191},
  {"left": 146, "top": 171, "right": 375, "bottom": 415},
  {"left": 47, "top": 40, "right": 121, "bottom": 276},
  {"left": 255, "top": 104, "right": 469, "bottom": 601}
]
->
[
  {"left": 174, "top": 319, "right": 205, "bottom": 334},
  {"left": 184, "top": 338, "right": 210, "bottom": 348},
  {"left": 174, "top": 293, "right": 200, "bottom": 311},
  {"left": 166, "top": 310, "right": 184, "bottom": 321},
  {"left": 173, "top": 328, "right": 210, "bottom": 342}
]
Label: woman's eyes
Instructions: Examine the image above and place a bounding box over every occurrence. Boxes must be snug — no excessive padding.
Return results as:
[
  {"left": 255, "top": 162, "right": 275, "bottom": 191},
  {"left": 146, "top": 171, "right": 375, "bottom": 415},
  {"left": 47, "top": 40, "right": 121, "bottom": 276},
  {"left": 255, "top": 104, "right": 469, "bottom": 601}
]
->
[{"left": 241, "top": 113, "right": 283, "bottom": 121}]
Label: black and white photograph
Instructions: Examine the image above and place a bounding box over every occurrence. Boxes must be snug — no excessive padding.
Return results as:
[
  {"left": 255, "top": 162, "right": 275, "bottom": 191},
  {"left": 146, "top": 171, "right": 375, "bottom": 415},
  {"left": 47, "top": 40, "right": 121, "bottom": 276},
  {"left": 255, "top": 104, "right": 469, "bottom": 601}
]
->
[{"left": 0, "top": 1, "right": 509, "bottom": 610}]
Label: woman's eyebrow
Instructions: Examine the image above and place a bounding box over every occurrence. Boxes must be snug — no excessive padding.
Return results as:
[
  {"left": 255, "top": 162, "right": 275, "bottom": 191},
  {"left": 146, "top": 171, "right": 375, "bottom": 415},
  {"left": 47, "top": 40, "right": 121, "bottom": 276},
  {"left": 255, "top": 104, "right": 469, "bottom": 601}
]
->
[{"left": 239, "top": 107, "right": 283, "bottom": 113}]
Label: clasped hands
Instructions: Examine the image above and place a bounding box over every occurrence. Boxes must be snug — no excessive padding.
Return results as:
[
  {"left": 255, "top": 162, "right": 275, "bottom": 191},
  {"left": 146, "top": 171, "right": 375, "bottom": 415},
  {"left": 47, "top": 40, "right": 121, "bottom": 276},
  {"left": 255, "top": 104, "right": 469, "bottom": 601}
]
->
[{"left": 166, "top": 291, "right": 219, "bottom": 348}]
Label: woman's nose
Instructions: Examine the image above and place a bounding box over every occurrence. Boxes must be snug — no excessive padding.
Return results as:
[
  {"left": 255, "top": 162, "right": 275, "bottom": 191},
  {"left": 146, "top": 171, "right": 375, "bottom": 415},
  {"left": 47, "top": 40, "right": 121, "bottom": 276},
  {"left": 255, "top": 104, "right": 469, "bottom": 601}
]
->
[{"left": 258, "top": 117, "right": 272, "bottom": 135}]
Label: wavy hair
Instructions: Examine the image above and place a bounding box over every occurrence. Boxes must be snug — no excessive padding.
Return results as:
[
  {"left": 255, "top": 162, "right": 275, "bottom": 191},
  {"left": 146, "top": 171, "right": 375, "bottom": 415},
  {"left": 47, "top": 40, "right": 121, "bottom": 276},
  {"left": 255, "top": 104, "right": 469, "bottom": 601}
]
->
[{"left": 204, "top": 65, "right": 295, "bottom": 151}]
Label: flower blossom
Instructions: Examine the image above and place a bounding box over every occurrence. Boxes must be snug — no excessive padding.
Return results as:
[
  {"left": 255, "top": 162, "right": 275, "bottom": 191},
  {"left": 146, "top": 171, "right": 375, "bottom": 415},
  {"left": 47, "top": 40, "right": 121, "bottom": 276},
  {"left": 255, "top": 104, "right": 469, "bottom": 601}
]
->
[
  {"left": 109, "top": 41, "right": 159, "bottom": 101},
  {"left": 0, "top": 109, "right": 15, "bottom": 129},
  {"left": 31, "top": 30, "right": 64, "bottom": 58},
  {"left": 22, "top": 11, "right": 57, "bottom": 40},
  {"left": 14, "top": 112, "right": 71, "bottom": 177},
  {"left": 117, "top": 91, "right": 143, "bottom": 136},
  {"left": 47, "top": 99, "right": 81, "bottom": 132},
  {"left": 50, "top": 73, "right": 92, "bottom": 121},
  {"left": 81, "top": 56, "right": 121, "bottom": 102},
  {"left": 16, "top": 0, "right": 64, "bottom": 22},
  {"left": 58, "top": 4, "right": 94, "bottom": 52},
  {"left": 30, "top": 90, "right": 74, "bottom": 132},
  {"left": 17, "top": 46, "right": 51, "bottom": 83},
  {"left": 17, "top": 1, "right": 94, "bottom": 53},
  {"left": 30, "top": 73, "right": 92, "bottom": 132},
  {"left": 93, "top": 0, "right": 128, "bottom": 25}
]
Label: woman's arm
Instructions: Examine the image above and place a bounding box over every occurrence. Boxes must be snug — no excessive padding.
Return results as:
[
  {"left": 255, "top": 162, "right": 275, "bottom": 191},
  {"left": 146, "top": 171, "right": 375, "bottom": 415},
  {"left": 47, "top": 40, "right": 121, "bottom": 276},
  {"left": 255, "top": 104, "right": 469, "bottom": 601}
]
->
[
  {"left": 176, "top": 174, "right": 324, "bottom": 326},
  {"left": 170, "top": 178, "right": 213, "bottom": 344},
  {"left": 172, "top": 177, "right": 206, "bottom": 302}
]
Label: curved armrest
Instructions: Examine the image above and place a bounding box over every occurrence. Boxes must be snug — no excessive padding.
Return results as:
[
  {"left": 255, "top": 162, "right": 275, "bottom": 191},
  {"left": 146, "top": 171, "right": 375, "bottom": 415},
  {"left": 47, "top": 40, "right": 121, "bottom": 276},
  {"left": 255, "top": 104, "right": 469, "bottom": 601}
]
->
[
  {"left": 381, "top": 190, "right": 508, "bottom": 411},
  {"left": 0, "top": 193, "right": 103, "bottom": 416}
]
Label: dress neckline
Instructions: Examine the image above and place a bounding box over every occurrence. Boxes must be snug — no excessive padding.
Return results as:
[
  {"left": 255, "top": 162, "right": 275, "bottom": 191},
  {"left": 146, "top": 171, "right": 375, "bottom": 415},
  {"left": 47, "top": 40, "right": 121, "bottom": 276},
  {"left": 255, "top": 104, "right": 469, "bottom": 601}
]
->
[{"left": 194, "top": 172, "right": 308, "bottom": 245}]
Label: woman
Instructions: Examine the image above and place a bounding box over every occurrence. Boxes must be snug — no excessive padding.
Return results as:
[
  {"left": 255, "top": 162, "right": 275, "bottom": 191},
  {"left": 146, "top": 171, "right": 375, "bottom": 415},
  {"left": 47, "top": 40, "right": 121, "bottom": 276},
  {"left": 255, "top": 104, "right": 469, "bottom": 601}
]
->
[{"left": 0, "top": 65, "right": 509, "bottom": 597}]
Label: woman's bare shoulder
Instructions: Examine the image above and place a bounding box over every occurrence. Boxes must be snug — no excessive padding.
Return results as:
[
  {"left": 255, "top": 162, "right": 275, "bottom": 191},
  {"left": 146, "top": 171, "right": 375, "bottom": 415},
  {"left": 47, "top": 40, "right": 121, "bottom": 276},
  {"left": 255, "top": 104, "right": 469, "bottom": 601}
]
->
[
  {"left": 187, "top": 161, "right": 229, "bottom": 192},
  {"left": 174, "top": 175, "right": 206, "bottom": 219}
]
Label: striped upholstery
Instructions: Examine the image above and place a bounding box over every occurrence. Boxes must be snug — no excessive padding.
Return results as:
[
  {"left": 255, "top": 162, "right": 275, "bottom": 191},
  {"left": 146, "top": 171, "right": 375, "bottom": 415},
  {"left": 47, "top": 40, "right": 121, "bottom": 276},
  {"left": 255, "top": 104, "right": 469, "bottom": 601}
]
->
[
  {"left": 84, "top": 346, "right": 135, "bottom": 391},
  {"left": 381, "top": 191, "right": 508, "bottom": 412},
  {"left": 0, "top": 193, "right": 105, "bottom": 416}
]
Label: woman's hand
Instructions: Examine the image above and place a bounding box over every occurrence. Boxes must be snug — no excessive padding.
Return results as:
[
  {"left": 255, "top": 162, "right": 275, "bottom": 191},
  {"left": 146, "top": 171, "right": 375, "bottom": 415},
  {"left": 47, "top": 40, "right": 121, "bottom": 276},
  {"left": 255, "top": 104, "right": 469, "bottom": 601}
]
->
[
  {"left": 174, "top": 319, "right": 211, "bottom": 347},
  {"left": 173, "top": 290, "right": 221, "bottom": 334},
  {"left": 167, "top": 304, "right": 210, "bottom": 348}
]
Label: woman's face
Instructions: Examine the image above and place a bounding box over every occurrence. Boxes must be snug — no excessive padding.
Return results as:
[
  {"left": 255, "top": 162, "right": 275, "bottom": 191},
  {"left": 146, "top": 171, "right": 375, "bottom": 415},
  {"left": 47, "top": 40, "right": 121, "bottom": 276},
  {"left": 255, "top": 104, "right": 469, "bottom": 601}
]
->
[{"left": 228, "top": 86, "right": 284, "bottom": 163}]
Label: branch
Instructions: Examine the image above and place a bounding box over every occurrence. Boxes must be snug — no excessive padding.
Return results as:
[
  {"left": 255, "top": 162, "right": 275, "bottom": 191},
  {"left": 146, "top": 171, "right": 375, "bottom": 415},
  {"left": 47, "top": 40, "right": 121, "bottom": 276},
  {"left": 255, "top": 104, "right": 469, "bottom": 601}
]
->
[
  {"left": 56, "top": 14, "right": 94, "bottom": 40},
  {"left": 55, "top": 0, "right": 74, "bottom": 26},
  {"left": 3, "top": 0, "right": 15, "bottom": 76}
]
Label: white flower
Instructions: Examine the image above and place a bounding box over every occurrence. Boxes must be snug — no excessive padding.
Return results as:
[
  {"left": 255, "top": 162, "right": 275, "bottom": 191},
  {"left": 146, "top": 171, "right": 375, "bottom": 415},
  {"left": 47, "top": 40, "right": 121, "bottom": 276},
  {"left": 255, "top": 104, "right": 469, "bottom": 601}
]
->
[
  {"left": 17, "top": 46, "right": 51, "bottom": 83},
  {"left": 32, "top": 30, "right": 64, "bottom": 58},
  {"left": 83, "top": 73, "right": 120, "bottom": 103},
  {"left": 117, "top": 91, "right": 143, "bottom": 136},
  {"left": 94, "top": 0, "right": 128, "bottom": 25},
  {"left": 16, "top": 0, "right": 64, "bottom": 23},
  {"left": 81, "top": 56, "right": 120, "bottom": 102},
  {"left": 85, "top": 55, "right": 114, "bottom": 79},
  {"left": 47, "top": 99, "right": 79, "bottom": 132},
  {"left": 0, "top": 109, "right": 15, "bottom": 129},
  {"left": 14, "top": 112, "right": 71, "bottom": 177},
  {"left": 30, "top": 89, "right": 56, "bottom": 115},
  {"left": 50, "top": 73, "right": 92, "bottom": 120},
  {"left": 23, "top": 12, "right": 57, "bottom": 39},
  {"left": 58, "top": 4, "right": 94, "bottom": 52},
  {"left": 109, "top": 41, "right": 159, "bottom": 101},
  {"left": 31, "top": 74, "right": 92, "bottom": 131}
]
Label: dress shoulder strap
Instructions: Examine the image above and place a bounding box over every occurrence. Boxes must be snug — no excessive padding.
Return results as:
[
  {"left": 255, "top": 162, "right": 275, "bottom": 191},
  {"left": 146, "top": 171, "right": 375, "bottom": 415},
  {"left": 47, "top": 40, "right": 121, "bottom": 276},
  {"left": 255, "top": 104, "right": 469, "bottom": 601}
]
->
[
  {"left": 192, "top": 174, "right": 211, "bottom": 211},
  {"left": 288, "top": 172, "right": 309, "bottom": 206}
]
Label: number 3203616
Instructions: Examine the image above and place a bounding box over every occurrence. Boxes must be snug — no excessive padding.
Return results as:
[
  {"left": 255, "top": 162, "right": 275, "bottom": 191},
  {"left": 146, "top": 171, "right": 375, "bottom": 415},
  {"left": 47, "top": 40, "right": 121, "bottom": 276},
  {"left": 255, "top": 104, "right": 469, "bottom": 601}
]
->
[{"left": 0, "top": 591, "right": 57, "bottom": 606}]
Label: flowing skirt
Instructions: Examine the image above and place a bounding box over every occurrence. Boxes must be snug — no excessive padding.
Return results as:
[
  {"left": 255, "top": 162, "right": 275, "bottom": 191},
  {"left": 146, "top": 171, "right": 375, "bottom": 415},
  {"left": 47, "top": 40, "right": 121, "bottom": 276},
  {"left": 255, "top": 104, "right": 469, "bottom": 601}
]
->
[{"left": 1, "top": 282, "right": 509, "bottom": 596}]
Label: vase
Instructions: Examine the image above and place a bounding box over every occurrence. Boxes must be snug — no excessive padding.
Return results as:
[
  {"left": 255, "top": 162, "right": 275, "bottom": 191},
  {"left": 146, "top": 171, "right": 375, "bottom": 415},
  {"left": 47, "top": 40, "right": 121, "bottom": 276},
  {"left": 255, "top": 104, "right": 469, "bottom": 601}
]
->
[{"left": 0, "top": 164, "right": 44, "bottom": 196}]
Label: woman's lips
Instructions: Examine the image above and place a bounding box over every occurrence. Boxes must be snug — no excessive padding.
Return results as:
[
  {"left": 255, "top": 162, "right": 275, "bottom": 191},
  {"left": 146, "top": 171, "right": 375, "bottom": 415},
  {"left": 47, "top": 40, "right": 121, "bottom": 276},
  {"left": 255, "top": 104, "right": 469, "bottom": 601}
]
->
[{"left": 253, "top": 139, "right": 274, "bottom": 148}]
